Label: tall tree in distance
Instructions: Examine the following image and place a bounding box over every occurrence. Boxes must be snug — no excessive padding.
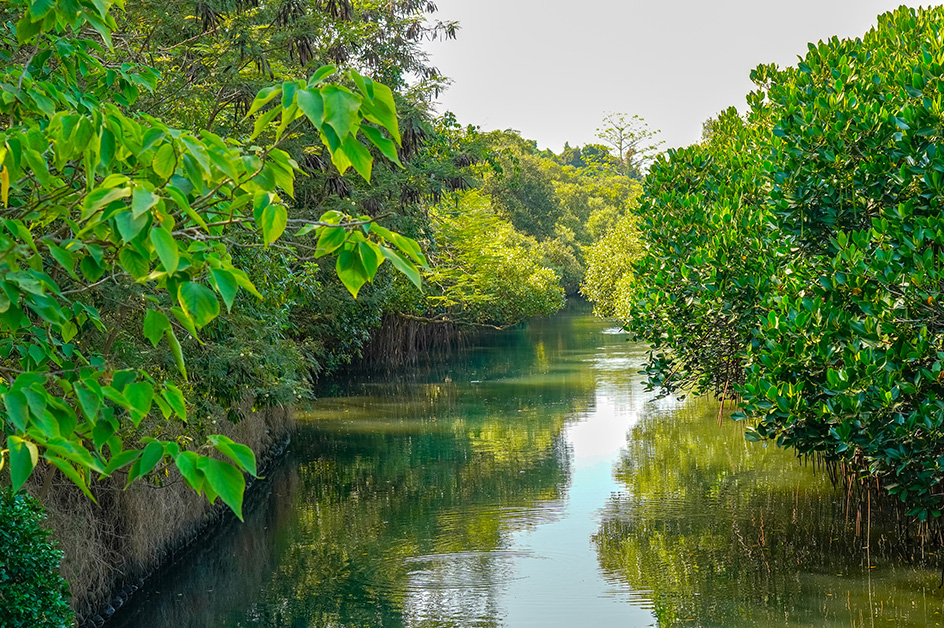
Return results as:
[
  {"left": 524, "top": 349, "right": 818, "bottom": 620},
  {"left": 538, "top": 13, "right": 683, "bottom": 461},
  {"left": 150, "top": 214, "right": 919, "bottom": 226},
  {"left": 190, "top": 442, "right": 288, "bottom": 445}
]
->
[{"left": 595, "top": 112, "right": 664, "bottom": 178}]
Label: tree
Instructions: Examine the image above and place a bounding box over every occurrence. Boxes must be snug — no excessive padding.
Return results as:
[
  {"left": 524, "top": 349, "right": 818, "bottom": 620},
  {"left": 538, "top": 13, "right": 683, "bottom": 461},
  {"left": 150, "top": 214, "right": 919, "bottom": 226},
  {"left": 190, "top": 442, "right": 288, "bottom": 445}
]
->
[
  {"left": 0, "top": 0, "right": 424, "bottom": 519},
  {"left": 587, "top": 5, "right": 944, "bottom": 526},
  {"left": 595, "top": 112, "right": 664, "bottom": 178}
]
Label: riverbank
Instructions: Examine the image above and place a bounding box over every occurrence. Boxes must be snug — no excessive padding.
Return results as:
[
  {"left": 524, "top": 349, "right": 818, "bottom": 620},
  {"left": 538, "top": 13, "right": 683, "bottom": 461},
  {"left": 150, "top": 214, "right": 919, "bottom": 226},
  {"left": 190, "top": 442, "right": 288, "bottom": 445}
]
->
[{"left": 32, "top": 407, "right": 293, "bottom": 627}]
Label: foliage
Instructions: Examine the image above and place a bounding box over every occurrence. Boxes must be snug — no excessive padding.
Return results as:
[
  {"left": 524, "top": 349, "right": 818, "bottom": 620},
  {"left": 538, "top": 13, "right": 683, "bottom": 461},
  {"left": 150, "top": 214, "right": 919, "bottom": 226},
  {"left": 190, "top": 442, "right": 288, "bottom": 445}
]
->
[
  {"left": 580, "top": 214, "right": 643, "bottom": 317},
  {"left": 482, "top": 134, "right": 563, "bottom": 241},
  {"left": 0, "top": 0, "right": 424, "bottom": 519},
  {"left": 0, "top": 488, "right": 72, "bottom": 628},
  {"left": 593, "top": 5, "right": 944, "bottom": 523},
  {"left": 739, "top": 7, "right": 944, "bottom": 521},
  {"left": 123, "top": 0, "right": 457, "bottom": 131},
  {"left": 421, "top": 191, "right": 565, "bottom": 327},
  {"left": 595, "top": 112, "right": 664, "bottom": 178}
]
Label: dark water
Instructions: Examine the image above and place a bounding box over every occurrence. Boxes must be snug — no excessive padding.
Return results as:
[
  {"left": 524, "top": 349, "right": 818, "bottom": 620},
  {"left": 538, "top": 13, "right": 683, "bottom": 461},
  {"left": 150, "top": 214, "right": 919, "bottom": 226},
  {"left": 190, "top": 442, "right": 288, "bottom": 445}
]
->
[{"left": 111, "top": 301, "right": 943, "bottom": 627}]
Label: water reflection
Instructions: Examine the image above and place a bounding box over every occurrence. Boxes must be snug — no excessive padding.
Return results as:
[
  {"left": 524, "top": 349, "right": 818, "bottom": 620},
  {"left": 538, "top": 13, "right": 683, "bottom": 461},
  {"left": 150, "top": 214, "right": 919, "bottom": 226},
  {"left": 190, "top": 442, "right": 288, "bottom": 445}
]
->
[
  {"left": 594, "top": 397, "right": 944, "bottom": 627},
  {"left": 110, "top": 302, "right": 942, "bottom": 628},
  {"left": 112, "top": 302, "right": 640, "bottom": 628}
]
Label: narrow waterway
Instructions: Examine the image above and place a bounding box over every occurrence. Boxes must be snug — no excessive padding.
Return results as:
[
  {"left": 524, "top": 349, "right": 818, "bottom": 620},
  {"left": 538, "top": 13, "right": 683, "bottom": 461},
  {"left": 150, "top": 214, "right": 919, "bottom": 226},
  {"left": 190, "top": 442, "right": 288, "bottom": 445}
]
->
[{"left": 111, "top": 301, "right": 943, "bottom": 627}]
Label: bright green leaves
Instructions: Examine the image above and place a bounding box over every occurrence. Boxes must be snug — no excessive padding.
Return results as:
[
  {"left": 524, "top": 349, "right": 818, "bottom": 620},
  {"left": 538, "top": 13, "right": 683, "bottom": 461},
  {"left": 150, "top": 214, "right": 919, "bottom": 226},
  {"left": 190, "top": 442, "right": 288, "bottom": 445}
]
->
[
  {"left": 15, "top": 0, "right": 121, "bottom": 46},
  {"left": 150, "top": 226, "right": 179, "bottom": 274},
  {"left": 260, "top": 205, "right": 288, "bottom": 245},
  {"left": 253, "top": 68, "right": 401, "bottom": 180},
  {"left": 173, "top": 443, "right": 256, "bottom": 520},
  {"left": 321, "top": 86, "right": 363, "bottom": 139},
  {"left": 83, "top": 185, "right": 130, "bottom": 219},
  {"left": 143, "top": 309, "right": 170, "bottom": 346},
  {"left": 153, "top": 144, "right": 176, "bottom": 179},
  {"left": 353, "top": 75, "right": 401, "bottom": 144},
  {"left": 0, "top": 0, "right": 424, "bottom": 521},
  {"left": 617, "top": 5, "right": 944, "bottom": 525},
  {"left": 312, "top": 220, "right": 426, "bottom": 297},
  {"left": 124, "top": 382, "right": 154, "bottom": 426},
  {"left": 7, "top": 435, "right": 39, "bottom": 490},
  {"left": 178, "top": 282, "right": 220, "bottom": 329},
  {"left": 208, "top": 435, "right": 258, "bottom": 478},
  {"left": 297, "top": 89, "right": 325, "bottom": 128}
]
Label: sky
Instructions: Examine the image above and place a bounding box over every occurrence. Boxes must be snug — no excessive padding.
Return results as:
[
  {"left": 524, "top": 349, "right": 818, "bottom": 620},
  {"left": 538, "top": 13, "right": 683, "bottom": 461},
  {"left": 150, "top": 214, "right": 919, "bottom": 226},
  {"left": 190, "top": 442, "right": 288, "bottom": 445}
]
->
[{"left": 423, "top": 1, "right": 923, "bottom": 153}]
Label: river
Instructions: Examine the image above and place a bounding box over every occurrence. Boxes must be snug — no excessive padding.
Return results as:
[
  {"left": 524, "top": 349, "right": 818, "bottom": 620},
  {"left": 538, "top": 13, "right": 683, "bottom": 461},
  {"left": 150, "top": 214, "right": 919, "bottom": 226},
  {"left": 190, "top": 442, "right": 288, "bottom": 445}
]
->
[{"left": 111, "top": 301, "right": 943, "bottom": 627}]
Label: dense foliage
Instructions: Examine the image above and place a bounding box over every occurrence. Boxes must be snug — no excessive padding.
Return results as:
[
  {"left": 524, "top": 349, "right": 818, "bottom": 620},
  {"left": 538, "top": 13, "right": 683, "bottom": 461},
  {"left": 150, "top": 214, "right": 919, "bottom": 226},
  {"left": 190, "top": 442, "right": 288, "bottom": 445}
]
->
[
  {"left": 0, "top": 0, "right": 638, "bottom": 522},
  {"left": 0, "top": 0, "right": 423, "bottom": 518},
  {"left": 381, "top": 128, "right": 642, "bottom": 330},
  {"left": 0, "top": 488, "right": 72, "bottom": 627},
  {"left": 589, "top": 5, "right": 944, "bottom": 522}
]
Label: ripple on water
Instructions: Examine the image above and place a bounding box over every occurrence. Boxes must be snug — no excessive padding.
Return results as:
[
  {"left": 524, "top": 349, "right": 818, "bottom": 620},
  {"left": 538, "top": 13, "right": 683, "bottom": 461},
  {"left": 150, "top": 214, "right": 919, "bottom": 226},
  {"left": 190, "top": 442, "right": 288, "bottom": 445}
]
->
[
  {"left": 401, "top": 550, "right": 521, "bottom": 627},
  {"left": 601, "top": 327, "right": 628, "bottom": 335}
]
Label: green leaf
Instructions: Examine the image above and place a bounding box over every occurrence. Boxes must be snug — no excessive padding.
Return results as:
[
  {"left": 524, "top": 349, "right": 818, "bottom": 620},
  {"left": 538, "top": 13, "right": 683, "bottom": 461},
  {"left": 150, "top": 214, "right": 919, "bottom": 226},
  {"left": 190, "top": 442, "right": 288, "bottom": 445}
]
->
[
  {"left": 125, "top": 382, "right": 154, "bottom": 426},
  {"left": 138, "top": 441, "right": 164, "bottom": 477},
  {"left": 336, "top": 248, "right": 369, "bottom": 297},
  {"left": 307, "top": 65, "right": 337, "bottom": 87},
  {"left": 15, "top": 14, "right": 42, "bottom": 45},
  {"left": 48, "top": 457, "right": 94, "bottom": 500},
  {"left": 4, "top": 391, "right": 29, "bottom": 431},
  {"left": 103, "top": 449, "right": 141, "bottom": 475},
  {"left": 115, "top": 210, "right": 150, "bottom": 243},
  {"left": 357, "top": 241, "right": 383, "bottom": 276},
  {"left": 150, "top": 226, "right": 179, "bottom": 274},
  {"left": 297, "top": 89, "right": 325, "bottom": 128},
  {"left": 60, "top": 320, "right": 78, "bottom": 342},
  {"left": 75, "top": 383, "right": 101, "bottom": 422},
  {"left": 180, "top": 137, "right": 211, "bottom": 174},
  {"left": 260, "top": 204, "right": 288, "bottom": 245},
  {"left": 197, "top": 457, "right": 246, "bottom": 520},
  {"left": 360, "top": 81, "right": 400, "bottom": 144},
  {"left": 360, "top": 125, "right": 401, "bottom": 166},
  {"left": 246, "top": 85, "right": 281, "bottom": 117},
  {"left": 171, "top": 305, "right": 200, "bottom": 339},
  {"left": 341, "top": 134, "right": 372, "bottom": 180},
  {"left": 166, "top": 186, "right": 208, "bottom": 231},
  {"left": 209, "top": 435, "right": 258, "bottom": 477},
  {"left": 83, "top": 186, "right": 130, "bottom": 219},
  {"left": 152, "top": 144, "right": 177, "bottom": 179},
  {"left": 321, "top": 86, "right": 362, "bottom": 138},
  {"left": 143, "top": 309, "right": 170, "bottom": 347},
  {"left": 102, "top": 385, "right": 130, "bottom": 409},
  {"left": 317, "top": 225, "right": 348, "bottom": 256},
  {"left": 119, "top": 248, "right": 150, "bottom": 280},
  {"left": 250, "top": 107, "right": 281, "bottom": 141},
  {"left": 46, "top": 242, "right": 78, "bottom": 279},
  {"left": 131, "top": 187, "right": 159, "bottom": 218},
  {"left": 8, "top": 435, "right": 39, "bottom": 490},
  {"left": 162, "top": 383, "right": 187, "bottom": 421},
  {"left": 166, "top": 327, "right": 187, "bottom": 380},
  {"left": 210, "top": 269, "right": 238, "bottom": 311},
  {"left": 229, "top": 269, "right": 262, "bottom": 299},
  {"left": 178, "top": 282, "right": 220, "bottom": 328},
  {"left": 382, "top": 248, "right": 421, "bottom": 288},
  {"left": 174, "top": 451, "right": 203, "bottom": 492}
]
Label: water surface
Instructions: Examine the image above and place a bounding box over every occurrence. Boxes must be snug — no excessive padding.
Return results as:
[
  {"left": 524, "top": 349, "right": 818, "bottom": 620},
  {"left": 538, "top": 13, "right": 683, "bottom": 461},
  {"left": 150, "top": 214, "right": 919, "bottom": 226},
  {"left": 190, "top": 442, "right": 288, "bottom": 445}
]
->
[{"left": 111, "top": 301, "right": 943, "bottom": 627}]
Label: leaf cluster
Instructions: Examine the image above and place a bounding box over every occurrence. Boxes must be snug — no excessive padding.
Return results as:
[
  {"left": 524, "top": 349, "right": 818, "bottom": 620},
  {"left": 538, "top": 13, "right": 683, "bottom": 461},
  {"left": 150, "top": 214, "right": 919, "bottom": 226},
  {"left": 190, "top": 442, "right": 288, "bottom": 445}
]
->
[{"left": 590, "top": 6, "right": 944, "bottom": 522}]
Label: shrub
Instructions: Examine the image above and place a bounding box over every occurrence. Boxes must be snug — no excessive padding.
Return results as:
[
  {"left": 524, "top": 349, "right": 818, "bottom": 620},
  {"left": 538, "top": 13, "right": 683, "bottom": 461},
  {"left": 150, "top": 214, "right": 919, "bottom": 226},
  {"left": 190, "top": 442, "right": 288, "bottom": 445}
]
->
[{"left": 0, "top": 488, "right": 73, "bottom": 628}]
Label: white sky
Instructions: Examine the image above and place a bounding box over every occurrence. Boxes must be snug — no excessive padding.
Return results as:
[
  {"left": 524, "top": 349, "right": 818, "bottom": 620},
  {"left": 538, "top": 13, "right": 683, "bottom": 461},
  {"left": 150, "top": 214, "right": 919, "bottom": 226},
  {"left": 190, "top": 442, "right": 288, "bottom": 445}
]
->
[{"left": 424, "top": 1, "right": 923, "bottom": 153}]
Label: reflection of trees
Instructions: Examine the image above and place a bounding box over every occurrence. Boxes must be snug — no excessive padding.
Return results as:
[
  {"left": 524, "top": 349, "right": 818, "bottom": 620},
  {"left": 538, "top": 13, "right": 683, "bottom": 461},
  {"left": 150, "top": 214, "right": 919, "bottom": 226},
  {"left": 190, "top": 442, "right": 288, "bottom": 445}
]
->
[
  {"left": 594, "top": 398, "right": 939, "bottom": 628},
  {"left": 111, "top": 300, "right": 616, "bottom": 628},
  {"left": 115, "top": 401, "right": 576, "bottom": 628}
]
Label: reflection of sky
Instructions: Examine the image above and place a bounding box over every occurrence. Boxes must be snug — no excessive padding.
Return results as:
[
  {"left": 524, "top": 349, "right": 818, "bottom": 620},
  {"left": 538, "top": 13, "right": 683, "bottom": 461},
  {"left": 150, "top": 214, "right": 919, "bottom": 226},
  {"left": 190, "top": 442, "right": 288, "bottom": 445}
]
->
[
  {"left": 398, "top": 339, "right": 660, "bottom": 627},
  {"left": 499, "top": 351, "right": 655, "bottom": 627}
]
